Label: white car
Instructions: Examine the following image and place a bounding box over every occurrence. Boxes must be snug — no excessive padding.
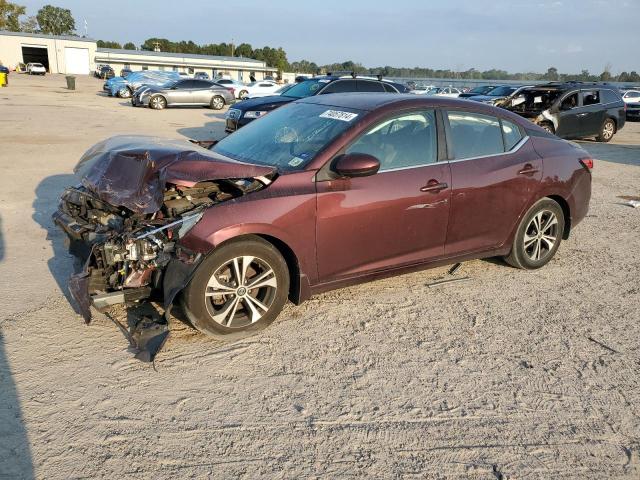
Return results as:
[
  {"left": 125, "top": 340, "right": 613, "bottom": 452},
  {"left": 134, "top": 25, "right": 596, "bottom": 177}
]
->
[
  {"left": 236, "top": 80, "right": 280, "bottom": 99},
  {"left": 214, "top": 79, "right": 248, "bottom": 99},
  {"left": 428, "top": 86, "right": 462, "bottom": 98},
  {"left": 26, "top": 63, "right": 46, "bottom": 75},
  {"left": 410, "top": 85, "right": 436, "bottom": 95},
  {"left": 246, "top": 83, "right": 294, "bottom": 99},
  {"left": 621, "top": 90, "right": 640, "bottom": 104}
]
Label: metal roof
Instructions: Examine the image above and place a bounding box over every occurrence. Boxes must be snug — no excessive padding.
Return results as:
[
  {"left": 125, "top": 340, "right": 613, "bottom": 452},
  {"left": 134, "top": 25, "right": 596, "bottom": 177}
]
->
[
  {"left": 0, "top": 29, "right": 95, "bottom": 42},
  {"left": 96, "top": 48, "right": 265, "bottom": 65}
]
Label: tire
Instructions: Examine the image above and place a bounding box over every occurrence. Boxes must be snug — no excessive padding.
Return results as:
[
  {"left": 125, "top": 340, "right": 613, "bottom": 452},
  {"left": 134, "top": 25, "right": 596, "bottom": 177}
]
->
[
  {"left": 181, "top": 237, "right": 290, "bottom": 341},
  {"left": 539, "top": 122, "right": 555, "bottom": 135},
  {"left": 239, "top": 89, "right": 249, "bottom": 99},
  {"left": 596, "top": 118, "right": 615, "bottom": 143},
  {"left": 505, "top": 198, "right": 565, "bottom": 270},
  {"left": 149, "top": 95, "right": 167, "bottom": 110},
  {"left": 210, "top": 95, "right": 225, "bottom": 110},
  {"left": 118, "top": 87, "right": 131, "bottom": 98}
]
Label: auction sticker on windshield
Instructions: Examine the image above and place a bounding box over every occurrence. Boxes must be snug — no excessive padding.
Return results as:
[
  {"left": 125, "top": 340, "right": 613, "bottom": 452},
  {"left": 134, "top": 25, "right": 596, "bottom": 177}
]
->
[{"left": 320, "top": 110, "right": 358, "bottom": 122}]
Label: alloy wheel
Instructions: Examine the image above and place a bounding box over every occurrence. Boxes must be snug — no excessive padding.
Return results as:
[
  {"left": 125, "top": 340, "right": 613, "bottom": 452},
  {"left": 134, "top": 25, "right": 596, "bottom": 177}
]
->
[
  {"left": 204, "top": 256, "right": 278, "bottom": 328},
  {"left": 523, "top": 210, "right": 559, "bottom": 261},
  {"left": 603, "top": 121, "right": 614, "bottom": 140},
  {"left": 212, "top": 96, "right": 224, "bottom": 109},
  {"left": 150, "top": 96, "right": 165, "bottom": 109}
]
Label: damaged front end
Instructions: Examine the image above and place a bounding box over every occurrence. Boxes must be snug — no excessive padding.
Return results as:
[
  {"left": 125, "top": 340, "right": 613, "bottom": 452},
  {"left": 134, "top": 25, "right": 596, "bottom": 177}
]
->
[
  {"left": 53, "top": 135, "right": 275, "bottom": 360},
  {"left": 500, "top": 88, "right": 563, "bottom": 131}
]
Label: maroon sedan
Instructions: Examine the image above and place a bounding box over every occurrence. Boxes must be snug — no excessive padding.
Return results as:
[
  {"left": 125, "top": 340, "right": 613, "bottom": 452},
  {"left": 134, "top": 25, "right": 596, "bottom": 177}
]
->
[{"left": 55, "top": 93, "right": 592, "bottom": 347}]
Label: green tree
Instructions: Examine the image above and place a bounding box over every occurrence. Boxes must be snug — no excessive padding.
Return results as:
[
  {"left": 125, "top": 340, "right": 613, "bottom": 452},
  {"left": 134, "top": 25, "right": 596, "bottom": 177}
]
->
[
  {"left": 0, "top": 0, "right": 26, "bottom": 31},
  {"left": 97, "top": 40, "right": 121, "bottom": 49},
  {"left": 234, "top": 43, "right": 253, "bottom": 58},
  {"left": 36, "top": 4, "right": 75, "bottom": 35},
  {"left": 123, "top": 42, "right": 136, "bottom": 50},
  {"left": 543, "top": 67, "right": 559, "bottom": 81}
]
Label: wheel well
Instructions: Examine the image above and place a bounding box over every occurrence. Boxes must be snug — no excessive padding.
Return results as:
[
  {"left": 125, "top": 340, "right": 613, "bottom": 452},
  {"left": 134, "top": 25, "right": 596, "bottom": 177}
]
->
[
  {"left": 213, "top": 233, "right": 301, "bottom": 303},
  {"left": 547, "top": 195, "right": 571, "bottom": 239}
]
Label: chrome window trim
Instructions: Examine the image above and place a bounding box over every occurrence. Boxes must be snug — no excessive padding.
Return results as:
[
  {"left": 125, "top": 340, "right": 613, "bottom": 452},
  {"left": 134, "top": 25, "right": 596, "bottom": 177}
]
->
[{"left": 447, "top": 136, "right": 529, "bottom": 164}]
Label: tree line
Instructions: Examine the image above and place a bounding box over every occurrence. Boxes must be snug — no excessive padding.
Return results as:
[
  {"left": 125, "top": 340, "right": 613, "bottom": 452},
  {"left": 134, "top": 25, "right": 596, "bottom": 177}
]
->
[{"left": 2, "top": 1, "right": 638, "bottom": 83}]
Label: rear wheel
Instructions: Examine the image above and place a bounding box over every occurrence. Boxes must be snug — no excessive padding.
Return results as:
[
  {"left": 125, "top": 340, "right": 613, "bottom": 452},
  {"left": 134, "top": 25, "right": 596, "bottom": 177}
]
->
[
  {"left": 239, "top": 89, "right": 249, "bottom": 99},
  {"left": 210, "top": 95, "right": 225, "bottom": 110},
  {"left": 505, "top": 198, "right": 565, "bottom": 270},
  {"left": 181, "top": 237, "right": 290, "bottom": 341},
  {"left": 596, "top": 118, "right": 615, "bottom": 142},
  {"left": 149, "top": 95, "right": 167, "bottom": 110},
  {"left": 118, "top": 87, "right": 131, "bottom": 98}
]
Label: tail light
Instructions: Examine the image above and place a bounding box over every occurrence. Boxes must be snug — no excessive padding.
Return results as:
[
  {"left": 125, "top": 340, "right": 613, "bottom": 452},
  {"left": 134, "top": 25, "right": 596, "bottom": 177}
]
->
[
  {"left": 227, "top": 87, "right": 235, "bottom": 95},
  {"left": 579, "top": 157, "right": 594, "bottom": 170}
]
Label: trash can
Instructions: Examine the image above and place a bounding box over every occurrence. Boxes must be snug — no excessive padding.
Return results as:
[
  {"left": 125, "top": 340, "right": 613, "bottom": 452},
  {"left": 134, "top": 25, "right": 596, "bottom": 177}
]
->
[
  {"left": 0, "top": 72, "right": 7, "bottom": 88},
  {"left": 65, "top": 75, "right": 76, "bottom": 90}
]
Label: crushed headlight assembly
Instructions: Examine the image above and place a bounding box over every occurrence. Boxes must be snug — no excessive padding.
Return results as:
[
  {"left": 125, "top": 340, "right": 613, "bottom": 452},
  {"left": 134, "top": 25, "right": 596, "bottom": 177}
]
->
[{"left": 244, "top": 110, "right": 268, "bottom": 119}]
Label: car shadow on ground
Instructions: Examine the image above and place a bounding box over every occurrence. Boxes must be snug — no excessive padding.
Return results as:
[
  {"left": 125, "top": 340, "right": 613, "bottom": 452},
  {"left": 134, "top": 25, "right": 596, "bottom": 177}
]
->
[
  {"left": 32, "top": 173, "right": 79, "bottom": 306},
  {"left": 576, "top": 141, "right": 640, "bottom": 167},
  {"left": 176, "top": 113, "right": 228, "bottom": 141},
  {"left": 0, "top": 334, "right": 35, "bottom": 479}
]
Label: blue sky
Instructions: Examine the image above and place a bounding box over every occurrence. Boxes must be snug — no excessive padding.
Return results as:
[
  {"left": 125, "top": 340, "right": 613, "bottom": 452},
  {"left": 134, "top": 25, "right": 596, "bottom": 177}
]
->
[{"left": 17, "top": 0, "right": 640, "bottom": 74}]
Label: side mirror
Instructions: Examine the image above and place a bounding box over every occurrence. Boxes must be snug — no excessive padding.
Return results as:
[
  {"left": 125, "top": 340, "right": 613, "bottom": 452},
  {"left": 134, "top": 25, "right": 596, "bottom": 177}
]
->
[{"left": 333, "top": 153, "right": 380, "bottom": 178}]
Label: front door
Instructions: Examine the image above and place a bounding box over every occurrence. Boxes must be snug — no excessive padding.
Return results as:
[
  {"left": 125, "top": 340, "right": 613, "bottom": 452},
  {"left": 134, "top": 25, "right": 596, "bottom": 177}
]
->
[
  {"left": 555, "top": 91, "right": 581, "bottom": 138},
  {"left": 316, "top": 110, "right": 451, "bottom": 282},
  {"left": 443, "top": 111, "right": 542, "bottom": 255}
]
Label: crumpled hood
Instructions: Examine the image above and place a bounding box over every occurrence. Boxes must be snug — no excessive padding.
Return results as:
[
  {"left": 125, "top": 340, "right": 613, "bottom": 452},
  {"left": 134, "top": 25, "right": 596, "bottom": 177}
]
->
[{"left": 74, "top": 135, "right": 276, "bottom": 214}]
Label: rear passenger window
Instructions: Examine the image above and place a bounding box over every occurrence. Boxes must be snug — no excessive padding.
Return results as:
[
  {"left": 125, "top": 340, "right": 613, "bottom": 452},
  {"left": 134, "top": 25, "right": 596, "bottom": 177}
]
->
[
  {"left": 582, "top": 90, "right": 600, "bottom": 106},
  {"left": 601, "top": 89, "right": 621, "bottom": 104},
  {"left": 383, "top": 83, "right": 397, "bottom": 93},
  {"left": 346, "top": 110, "right": 437, "bottom": 171},
  {"left": 447, "top": 111, "right": 504, "bottom": 159},
  {"left": 501, "top": 120, "right": 523, "bottom": 151},
  {"left": 357, "top": 80, "right": 385, "bottom": 92},
  {"left": 321, "top": 80, "right": 358, "bottom": 94}
]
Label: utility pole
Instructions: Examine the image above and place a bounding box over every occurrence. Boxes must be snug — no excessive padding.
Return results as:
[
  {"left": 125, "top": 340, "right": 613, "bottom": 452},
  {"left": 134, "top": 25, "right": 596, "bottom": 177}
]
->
[{"left": 231, "top": 38, "right": 235, "bottom": 57}]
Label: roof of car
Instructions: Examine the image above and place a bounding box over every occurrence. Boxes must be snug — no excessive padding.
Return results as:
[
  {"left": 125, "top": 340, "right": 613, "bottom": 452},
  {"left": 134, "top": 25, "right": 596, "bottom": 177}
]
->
[{"left": 296, "top": 92, "right": 516, "bottom": 113}]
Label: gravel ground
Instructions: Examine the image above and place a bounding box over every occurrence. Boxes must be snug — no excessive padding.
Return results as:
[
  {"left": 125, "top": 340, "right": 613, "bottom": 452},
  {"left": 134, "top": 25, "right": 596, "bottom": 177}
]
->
[{"left": 1, "top": 74, "right": 639, "bottom": 479}]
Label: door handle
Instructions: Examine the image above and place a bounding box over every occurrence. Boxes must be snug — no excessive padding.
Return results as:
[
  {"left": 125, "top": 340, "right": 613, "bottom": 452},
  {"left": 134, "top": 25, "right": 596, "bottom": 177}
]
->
[
  {"left": 420, "top": 180, "right": 448, "bottom": 193},
  {"left": 518, "top": 164, "right": 539, "bottom": 175}
]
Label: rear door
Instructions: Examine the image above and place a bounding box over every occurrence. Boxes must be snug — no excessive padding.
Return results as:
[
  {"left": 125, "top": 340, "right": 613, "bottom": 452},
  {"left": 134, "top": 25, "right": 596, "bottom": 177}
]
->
[
  {"left": 579, "top": 89, "right": 606, "bottom": 136},
  {"left": 444, "top": 110, "right": 542, "bottom": 255},
  {"left": 191, "top": 80, "right": 213, "bottom": 104}
]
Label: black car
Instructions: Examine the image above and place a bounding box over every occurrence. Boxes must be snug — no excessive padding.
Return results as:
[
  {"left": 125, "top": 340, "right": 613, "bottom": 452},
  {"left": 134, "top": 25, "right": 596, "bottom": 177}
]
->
[
  {"left": 502, "top": 82, "right": 625, "bottom": 142},
  {"left": 458, "top": 85, "right": 497, "bottom": 98},
  {"left": 225, "top": 74, "right": 409, "bottom": 132},
  {"left": 97, "top": 66, "right": 115, "bottom": 79}
]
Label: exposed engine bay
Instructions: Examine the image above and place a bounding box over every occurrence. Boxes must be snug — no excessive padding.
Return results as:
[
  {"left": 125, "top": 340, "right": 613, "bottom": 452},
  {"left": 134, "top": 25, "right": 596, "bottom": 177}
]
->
[
  {"left": 500, "top": 88, "right": 564, "bottom": 130},
  {"left": 52, "top": 135, "right": 276, "bottom": 361}
]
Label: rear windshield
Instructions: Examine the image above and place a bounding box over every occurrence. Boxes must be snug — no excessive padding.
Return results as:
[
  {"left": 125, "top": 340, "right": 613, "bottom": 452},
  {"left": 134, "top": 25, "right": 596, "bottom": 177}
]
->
[{"left": 488, "top": 86, "right": 517, "bottom": 96}]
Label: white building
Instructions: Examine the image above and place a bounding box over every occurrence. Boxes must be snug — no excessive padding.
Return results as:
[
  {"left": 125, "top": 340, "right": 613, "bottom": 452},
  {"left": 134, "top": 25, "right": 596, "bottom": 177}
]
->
[
  {"left": 0, "top": 31, "right": 277, "bottom": 81},
  {"left": 0, "top": 30, "right": 97, "bottom": 74}
]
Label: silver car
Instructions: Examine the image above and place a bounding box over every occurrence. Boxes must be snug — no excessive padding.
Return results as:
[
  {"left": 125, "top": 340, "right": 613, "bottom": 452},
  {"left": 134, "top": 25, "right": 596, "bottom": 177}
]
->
[{"left": 132, "top": 79, "right": 235, "bottom": 110}]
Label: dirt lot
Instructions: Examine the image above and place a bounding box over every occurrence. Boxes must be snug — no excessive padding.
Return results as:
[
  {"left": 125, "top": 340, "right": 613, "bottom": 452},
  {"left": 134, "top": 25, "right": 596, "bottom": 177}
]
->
[{"left": 1, "top": 74, "right": 639, "bottom": 479}]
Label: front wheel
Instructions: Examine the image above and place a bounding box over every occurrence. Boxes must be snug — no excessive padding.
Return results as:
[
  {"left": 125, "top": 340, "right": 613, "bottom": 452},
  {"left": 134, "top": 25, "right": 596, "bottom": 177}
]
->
[
  {"left": 239, "top": 89, "right": 248, "bottom": 99},
  {"left": 181, "top": 237, "right": 290, "bottom": 341},
  {"left": 505, "top": 198, "right": 565, "bottom": 270},
  {"left": 118, "top": 87, "right": 131, "bottom": 98},
  {"left": 149, "top": 95, "right": 167, "bottom": 110},
  {"left": 596, "top": 118, "right": 615, "bottom": 142},
  {"left": 210, "top": 95, "right": 225, "bottom": 110}
]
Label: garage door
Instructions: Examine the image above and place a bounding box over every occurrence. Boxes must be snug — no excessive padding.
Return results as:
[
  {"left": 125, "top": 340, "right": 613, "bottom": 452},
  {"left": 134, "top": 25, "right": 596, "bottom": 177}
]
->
[
  {"left": 64, "top": 47, "right": 89, "bottom": 74},
  {"left": 22, "top": 46, "right": 49, "bottom": 70}
]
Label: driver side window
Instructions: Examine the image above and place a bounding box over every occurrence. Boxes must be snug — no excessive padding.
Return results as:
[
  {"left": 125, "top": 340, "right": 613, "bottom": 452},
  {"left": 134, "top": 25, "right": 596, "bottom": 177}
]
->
[
  {"left": 345, "top": 110, "right": 437, "bottom": 172},
  {"left": 561, "top": 93, "right": 579, "bottom": 110}
]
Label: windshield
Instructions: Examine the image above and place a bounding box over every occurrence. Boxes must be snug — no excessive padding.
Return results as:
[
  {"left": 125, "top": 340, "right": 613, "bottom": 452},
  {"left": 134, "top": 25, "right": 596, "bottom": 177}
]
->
[
  {"left": 488, "top": 86, "right": 518, "bottom": 96},
  {"left": 470, "top": 86, "right": 493, "bottom": 94},
  {"left": 213, "top": 102, "right": 362, "bottom": 171},
  {"left": 283, "top": 79, "right": 331, "bottom": 99}
]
